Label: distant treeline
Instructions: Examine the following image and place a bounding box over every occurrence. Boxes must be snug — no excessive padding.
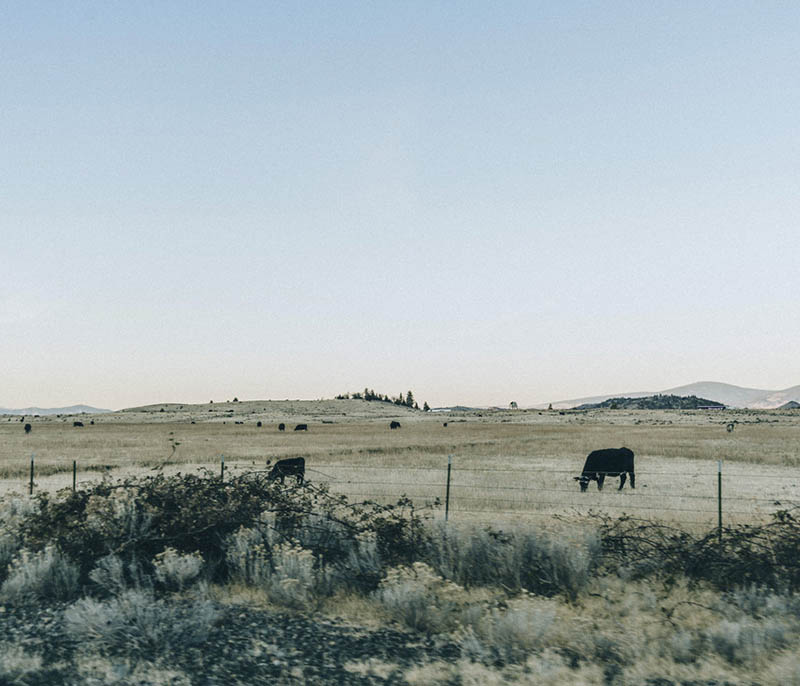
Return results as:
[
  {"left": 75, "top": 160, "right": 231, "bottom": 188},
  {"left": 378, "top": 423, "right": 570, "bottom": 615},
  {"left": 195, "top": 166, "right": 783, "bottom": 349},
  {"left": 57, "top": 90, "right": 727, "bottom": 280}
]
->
[
  {"left": 335, "top": 388, "right": 429, "bottom": 412},
  {"left": 577, "top": 394, "right": 724, "bottom": 410}
]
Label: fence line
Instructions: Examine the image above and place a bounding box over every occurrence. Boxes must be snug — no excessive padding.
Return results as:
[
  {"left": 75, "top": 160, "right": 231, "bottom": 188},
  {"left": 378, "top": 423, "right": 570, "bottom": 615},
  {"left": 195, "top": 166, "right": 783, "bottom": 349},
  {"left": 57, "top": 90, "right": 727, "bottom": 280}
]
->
[{"left": 13, "top": 456, "right": 798, "bottom": 529}]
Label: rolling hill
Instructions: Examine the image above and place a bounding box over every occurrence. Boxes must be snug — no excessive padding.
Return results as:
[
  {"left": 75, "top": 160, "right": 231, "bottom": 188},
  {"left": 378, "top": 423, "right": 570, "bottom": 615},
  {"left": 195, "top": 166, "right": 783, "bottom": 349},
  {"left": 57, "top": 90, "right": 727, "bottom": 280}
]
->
[{"left": 548, "top": 382, "right": 800, "bottom": 410}]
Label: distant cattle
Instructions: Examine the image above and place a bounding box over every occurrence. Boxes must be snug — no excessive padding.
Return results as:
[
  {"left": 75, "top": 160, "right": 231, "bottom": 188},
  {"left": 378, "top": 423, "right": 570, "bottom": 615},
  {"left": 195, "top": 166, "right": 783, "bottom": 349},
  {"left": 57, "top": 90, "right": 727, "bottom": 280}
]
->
[
  {"left": 443, "top": 422, "right": 448, "bottom": 427},
  {"left": 575, "top": 447, "right": 635, "bottom": 492},
  {"left": 726, "top": 422, "right": 735, "bottom": 433},
  {"left": 294, "top": 424, "right": 308, "bottom": 431},
  {"left": 267, "top": 457, "right": 305, "bottom": 485},
  {"left": 278, "top": 423, "right": 285, "bottom": 431},
  {"left": 73, "top": 421, "right": 84, "bottom": 427},
  {"left": 390, "top": 421, "right": 401, "bottom": 429},
  {"left": 24, "top": 423, "right": 32, "bottom": 434}
]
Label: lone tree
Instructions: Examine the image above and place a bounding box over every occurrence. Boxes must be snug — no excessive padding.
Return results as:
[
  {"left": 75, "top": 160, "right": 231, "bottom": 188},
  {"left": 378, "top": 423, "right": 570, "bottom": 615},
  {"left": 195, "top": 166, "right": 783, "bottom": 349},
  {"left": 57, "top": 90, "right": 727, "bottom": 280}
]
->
[
  {"left": 24, "top": 423, "right": 32, "bottom": 434},
  {"left": 423, "top": 401, "right": 430, "bottom": 412}
]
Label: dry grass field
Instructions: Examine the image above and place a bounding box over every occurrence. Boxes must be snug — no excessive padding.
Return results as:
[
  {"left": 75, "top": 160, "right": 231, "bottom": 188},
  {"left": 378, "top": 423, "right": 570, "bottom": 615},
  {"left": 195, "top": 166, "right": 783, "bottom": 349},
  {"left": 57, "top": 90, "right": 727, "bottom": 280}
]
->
[{"left": 3, "top": 399, "right": 800, "bottom": 528}]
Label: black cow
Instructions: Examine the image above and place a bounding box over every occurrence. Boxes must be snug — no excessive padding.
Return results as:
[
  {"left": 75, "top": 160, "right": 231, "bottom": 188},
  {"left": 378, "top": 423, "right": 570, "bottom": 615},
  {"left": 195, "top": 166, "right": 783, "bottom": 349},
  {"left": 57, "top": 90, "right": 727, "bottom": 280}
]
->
[
  {"left": 73, "top": 421, "right": 84, "bottom": 427},
  {"left": 278, "top": 423, "right": 285, "bottom": 431},
  {"left": 294, "top": 423, "right": 308, "bottom": 431},
  {"left": 574, "top": 447, "right": 635, "bottom": 492},
  {"left": 390, "top": 421, "right": 401, "bottom": 429},
  {"left": 267, "top": 457, "right": 305, "bottom": 485}
]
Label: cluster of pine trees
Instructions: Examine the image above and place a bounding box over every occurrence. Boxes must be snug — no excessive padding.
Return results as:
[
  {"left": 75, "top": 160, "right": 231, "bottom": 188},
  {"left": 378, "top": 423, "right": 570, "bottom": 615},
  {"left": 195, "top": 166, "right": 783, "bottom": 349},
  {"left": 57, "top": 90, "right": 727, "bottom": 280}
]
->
[{"left": 335, "top": 388, "right": 430, "bottom": 411}]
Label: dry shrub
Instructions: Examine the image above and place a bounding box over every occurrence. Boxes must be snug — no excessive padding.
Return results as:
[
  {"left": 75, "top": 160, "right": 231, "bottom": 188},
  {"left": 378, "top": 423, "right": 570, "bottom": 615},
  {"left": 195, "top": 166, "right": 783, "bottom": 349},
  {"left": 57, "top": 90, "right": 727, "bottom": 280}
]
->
[
  {"left": 596, "top": 508, "right": 800, "bottom": 591},
  {"left": 425, "top": 521, "right": 599, "bottom": 600},
  {"left": 75, "top": 656, "right": 191, "bottom": 686},
  {"left": 0, "top": 544, "right": 79, "bottom": 604},
  {"left": 375, "top": 562, "right": 465, "bottom": 633},
  {"left": 153, "top": 548, "right": 203, "bottom": 592},
  {"left": 0, "top": 494, "right": 37, "bottom": 584},
  {"left": 224, "top": 526, "right": 318, "bottom": 610},
  {"left": 64, "top": 588, "right": 219, "bottom": 656},
  {"left": 0, "top": 643, "right": 43, "bottom": 683}
]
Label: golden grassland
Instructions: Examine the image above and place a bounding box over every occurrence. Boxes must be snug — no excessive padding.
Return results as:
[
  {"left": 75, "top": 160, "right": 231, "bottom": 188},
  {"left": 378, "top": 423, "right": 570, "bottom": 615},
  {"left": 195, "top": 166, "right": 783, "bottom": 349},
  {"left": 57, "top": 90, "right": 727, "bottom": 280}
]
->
[{"left": 2, "top": 401, "right": 799, "bottom": 527}]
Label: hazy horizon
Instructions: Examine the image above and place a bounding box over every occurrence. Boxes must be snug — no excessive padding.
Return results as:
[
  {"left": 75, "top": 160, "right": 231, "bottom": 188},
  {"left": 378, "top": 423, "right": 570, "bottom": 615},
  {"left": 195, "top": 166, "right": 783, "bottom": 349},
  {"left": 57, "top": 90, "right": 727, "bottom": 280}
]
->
[{"left": 3, "top": 3, "right": 799, "bottom": 410}]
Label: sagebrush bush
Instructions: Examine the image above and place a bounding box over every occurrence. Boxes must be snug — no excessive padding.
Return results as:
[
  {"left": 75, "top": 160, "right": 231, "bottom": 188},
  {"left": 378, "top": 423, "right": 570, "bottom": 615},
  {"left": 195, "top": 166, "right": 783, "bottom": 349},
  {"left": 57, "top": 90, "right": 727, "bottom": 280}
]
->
[
  {"left": 455, "top": 594, "right": 556, "bottom": 664},
  {"left": 0, "top": 494, "right": 37, "bottom": 584},
  {"left": 266, "top": 541, "right": 317, "bottom": 609},
  {"left": 0, "top": 642, "right": 43, "bottom": 682},
  {"left": 75, "top": 656, "right": 191, "bottom": 686},
  {"left": 425, "top": 522, "right": 599, "bottom": 600},
  {"left": 225, "top": 525, "right": 272, "bottom": 585},
  {"left": 375, "top": 562, "right": 464, "bottom": 633},
  {"left": 64, "top": 588, "right": 219, "bottom": 656},
  {"left": 707, "top": 617, "right": 790, "bottom": 665},
  {"left": 225, "top": 527, "right": 318, "bottom": 609},
  {"left": 0, "top": 545, "right": 79, "bottom": 604},
  {"left": 153, "top": 548, "right": 203, "bottom": 592}
]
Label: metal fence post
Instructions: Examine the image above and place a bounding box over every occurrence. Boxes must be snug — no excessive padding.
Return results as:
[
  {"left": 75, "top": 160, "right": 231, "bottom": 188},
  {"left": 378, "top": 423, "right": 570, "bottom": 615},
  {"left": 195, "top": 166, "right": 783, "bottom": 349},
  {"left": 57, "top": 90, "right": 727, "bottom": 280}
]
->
[
  {"left": 221, "top": 455, "right": 225, "bottom": 481},
  {"left": 29, "top": 455, "right": 35, "bottom": 495},
  {"left": 73, "top": 460, "right": 77, "bottom": 491},
  {"left": 445, "top": 455, "right": 452, "bottom": 522},
  {"left": 717, "top": 460, "right": 723, "bottom": 545}
]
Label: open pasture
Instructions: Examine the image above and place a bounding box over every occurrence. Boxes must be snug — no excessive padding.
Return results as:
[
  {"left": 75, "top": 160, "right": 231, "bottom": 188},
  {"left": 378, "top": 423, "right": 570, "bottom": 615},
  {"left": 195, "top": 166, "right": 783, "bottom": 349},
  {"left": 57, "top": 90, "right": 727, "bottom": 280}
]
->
[{"left": 2, "top": 404, "right": 799, "bottom": 527}]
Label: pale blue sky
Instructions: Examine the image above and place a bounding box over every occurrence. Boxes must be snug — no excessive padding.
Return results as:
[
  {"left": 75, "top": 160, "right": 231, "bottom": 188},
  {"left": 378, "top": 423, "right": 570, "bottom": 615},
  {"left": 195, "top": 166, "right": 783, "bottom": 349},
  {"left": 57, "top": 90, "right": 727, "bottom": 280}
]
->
[{"left": 2, "top": 2, "right": 799, "bottom": 409}]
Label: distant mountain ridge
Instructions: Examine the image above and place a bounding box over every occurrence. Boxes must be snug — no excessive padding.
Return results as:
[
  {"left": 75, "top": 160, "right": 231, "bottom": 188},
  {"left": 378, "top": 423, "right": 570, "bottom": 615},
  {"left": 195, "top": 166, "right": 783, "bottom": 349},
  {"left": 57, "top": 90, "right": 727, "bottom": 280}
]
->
[
  {"left": 0, "top": 405, "right": 110, "bottom": 416},
  {"left": 549, "top": 382, "right": 800, "bottom": 410}
]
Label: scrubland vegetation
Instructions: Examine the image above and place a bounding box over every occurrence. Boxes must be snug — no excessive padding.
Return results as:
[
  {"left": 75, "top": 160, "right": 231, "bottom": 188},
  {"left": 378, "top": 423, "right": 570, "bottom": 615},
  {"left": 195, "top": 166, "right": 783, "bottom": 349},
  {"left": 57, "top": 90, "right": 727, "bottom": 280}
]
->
[{"left": 3, "top": 468, "right": 800, "bottom": 685}]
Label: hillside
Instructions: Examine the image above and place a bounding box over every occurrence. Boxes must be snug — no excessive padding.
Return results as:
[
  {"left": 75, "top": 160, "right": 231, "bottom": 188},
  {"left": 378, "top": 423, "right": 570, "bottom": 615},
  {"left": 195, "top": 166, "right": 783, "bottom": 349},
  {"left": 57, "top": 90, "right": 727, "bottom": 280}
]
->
[
  {"left": 576, "top": 394, "right": 724, "bottom": 410},
  {"left": 550, "top": 381, "right": 800, "bottom": 410},
  {"left": 0, "top": 404, "right": 110, "bottom": 416}
]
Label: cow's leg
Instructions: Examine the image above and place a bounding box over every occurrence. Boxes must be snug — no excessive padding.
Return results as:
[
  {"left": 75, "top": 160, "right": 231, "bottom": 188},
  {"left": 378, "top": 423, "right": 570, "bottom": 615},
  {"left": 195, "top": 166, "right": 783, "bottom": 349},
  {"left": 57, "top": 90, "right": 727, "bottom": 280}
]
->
[
  {"left": 629, "top": 472, "right": 635, "bottom": 488},
  {"left": 618, "top": 472, "right": 627, "bottom": 489},
  {"left": 597, "top": 473, "right": 605, "bottom": 490}
]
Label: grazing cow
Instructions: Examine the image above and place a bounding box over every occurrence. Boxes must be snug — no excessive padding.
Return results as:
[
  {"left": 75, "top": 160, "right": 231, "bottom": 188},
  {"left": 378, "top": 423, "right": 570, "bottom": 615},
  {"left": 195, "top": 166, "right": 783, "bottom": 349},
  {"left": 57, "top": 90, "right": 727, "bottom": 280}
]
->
[
  {"left": 267, "top": 457, "right": 305, "bottom": 485},
  {"left": 390, "top": 421, "right": 401, "bottom": 429},
  {"left": 574, "top": 447, "right": 635, "bottom": 492},
  {"left": 294, "top": 423, "right": 308, "bottom": 431},
  {"left": 73, "top": 421, "right": 84, "bottom": 427},
  {"left": 278, "top": 423, "right": 285, "bottom": 431},
  {"left": 726, "top": 423, "right": 735, "bottom": 433}
]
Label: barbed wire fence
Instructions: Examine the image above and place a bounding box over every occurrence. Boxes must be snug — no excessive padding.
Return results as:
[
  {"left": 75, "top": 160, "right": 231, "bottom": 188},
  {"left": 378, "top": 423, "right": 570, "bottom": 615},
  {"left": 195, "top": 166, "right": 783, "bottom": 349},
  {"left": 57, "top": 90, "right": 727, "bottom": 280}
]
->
[{"left": 12, "top": 454, "right": 800, "bottom": 533}]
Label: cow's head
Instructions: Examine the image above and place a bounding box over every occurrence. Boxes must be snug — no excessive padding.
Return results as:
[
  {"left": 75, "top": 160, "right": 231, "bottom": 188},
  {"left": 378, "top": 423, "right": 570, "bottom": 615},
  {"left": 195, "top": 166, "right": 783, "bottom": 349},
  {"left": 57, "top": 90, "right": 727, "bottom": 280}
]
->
[{"left": 574, "top": 475, "right": 591, "bottom": 492}]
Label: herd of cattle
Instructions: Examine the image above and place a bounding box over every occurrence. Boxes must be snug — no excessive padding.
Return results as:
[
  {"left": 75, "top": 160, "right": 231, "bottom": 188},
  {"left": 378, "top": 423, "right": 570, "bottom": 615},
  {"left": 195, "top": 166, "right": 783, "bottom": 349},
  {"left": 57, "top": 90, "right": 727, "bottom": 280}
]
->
[
  {"left": 265, "top": 418, "right": 637, "bottom": 493},
  {"left": 23, "top": 416, "right": 636, "bottom": 492}
]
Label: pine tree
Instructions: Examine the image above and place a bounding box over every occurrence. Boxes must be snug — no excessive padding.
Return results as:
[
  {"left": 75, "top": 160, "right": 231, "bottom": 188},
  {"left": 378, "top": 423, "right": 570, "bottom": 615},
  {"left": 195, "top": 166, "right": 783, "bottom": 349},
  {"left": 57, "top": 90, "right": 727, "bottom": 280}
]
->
[{"left": 423, "top": 401, "right": 430, "bottom": 412}]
